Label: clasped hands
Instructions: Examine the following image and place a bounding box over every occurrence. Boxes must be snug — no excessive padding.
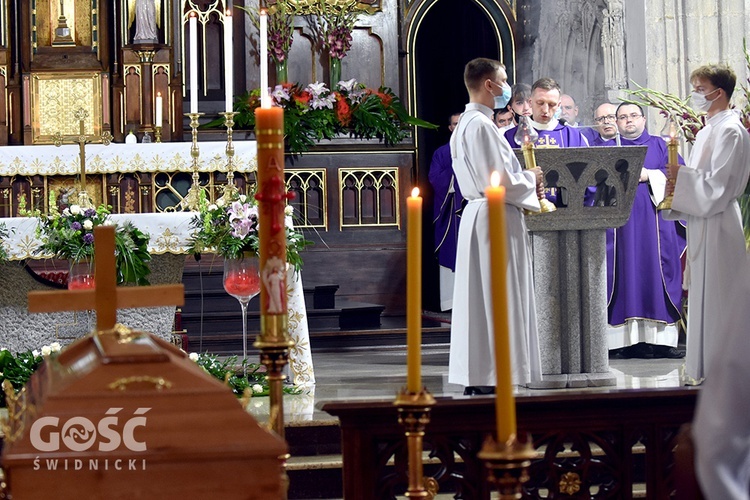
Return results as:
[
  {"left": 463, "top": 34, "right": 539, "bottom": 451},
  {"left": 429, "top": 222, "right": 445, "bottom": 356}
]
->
[{"left": 530, "top": 166, "right": 545, "bottom": 198}]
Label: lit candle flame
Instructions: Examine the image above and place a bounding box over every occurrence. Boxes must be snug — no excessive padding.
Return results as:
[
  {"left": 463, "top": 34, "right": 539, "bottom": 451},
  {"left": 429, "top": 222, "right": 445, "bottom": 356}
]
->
[
  {"left": 411, "top": 187, "right": 420, "bottom": 198},
  {"left": 491, "top": 171, "right": 501, "bottom": 188}
]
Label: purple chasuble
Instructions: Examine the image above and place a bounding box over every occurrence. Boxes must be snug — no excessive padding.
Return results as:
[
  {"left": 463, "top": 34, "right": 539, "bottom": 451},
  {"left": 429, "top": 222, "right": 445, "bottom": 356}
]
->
[
  {"left": 504, "top": 122, "right": 593, "bottom": 205},
  {"left": 605, "top": 131, "right": 686, "bottom": 326},
  {"left": 428, "top": 142, "right": 463, "bottom": 271}
]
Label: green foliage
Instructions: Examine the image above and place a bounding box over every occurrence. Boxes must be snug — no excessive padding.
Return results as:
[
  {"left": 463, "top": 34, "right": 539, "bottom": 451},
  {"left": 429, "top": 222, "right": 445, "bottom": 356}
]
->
[
  {"left": 0, "top": 347, "right": 46, "bottom": 406},
  {"left": 192, "top": 352, "right": 300, "bottom": 397},
  {"left": 0, "top": 222, "right": 8, "bottom": 262}
]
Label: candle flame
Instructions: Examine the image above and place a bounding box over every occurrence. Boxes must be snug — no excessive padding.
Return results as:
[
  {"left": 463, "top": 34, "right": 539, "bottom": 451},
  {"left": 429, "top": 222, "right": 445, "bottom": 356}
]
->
[
  {"left": 157, "top": 91, "right": 161, "bottom": 97},
  {"left": 411, "top": 187, "right": 420, "bottom": 198},
  {"left": 491, "top": 171, "right": 501, "bottom": 188},
  {"left": 189, "top": 10, "right": 196, "bottom": 18},
  {"left": 260, "top": 8, "right": 267, "bottom": 16},
  {"left": 225, "top": 8, "right": 231, "bottom": 17}
]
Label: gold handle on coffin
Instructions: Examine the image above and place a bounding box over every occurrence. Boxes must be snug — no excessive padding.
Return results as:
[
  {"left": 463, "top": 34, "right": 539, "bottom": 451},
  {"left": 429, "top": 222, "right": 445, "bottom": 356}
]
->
[{"left": 108, "top": 376, "right": 173, "bottom": 391}]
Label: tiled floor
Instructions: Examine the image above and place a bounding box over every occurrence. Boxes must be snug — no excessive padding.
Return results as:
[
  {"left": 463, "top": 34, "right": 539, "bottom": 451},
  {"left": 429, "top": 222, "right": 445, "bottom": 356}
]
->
[{"left": 247, "top": 343, "right": 688, "bottom": 424}]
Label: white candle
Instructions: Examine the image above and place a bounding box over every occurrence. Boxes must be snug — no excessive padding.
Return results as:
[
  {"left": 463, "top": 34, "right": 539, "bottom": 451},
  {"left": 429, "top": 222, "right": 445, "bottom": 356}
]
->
[
  {"left": 224, "top": 9, "right": 233, "bottom": 113},
  {"left": 189, "top": 11, "right": 198, "bottom": 114},
  {"left": 155, "top": 92, "right": 163, "bottom": 127},
  {"left": 259, "top": 9, "right": 270, "bottom": 108}
]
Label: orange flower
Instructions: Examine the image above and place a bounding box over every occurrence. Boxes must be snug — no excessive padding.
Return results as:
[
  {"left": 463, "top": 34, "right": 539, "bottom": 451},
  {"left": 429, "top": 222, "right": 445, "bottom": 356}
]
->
[
  {"left": 334, "top": 92, "right": 352, "bottom": 126},
  {"left": 295, "top": 91, "right": 312, "bottom": 105}
]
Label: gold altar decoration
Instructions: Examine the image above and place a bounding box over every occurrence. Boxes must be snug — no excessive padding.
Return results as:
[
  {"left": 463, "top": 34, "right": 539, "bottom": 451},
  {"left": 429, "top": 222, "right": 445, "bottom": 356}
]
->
[
  {"left": 32, "top": 72, "right": 103, "bottom": 144},
  {"left": 218, "top": 111, "right": 240, "bottom": 204},
  {"left": 394, "top": 388, "right": 438, "bottom": 499},
  {"left": 179, "top": 112, "right": 205, "bottom": 211},
  {"left": 52, "top": 108, "right": 113, "bottom": 209},
  {"left": 477, "top": 434, "right": 536, "bottom": 499},
  {"left": 513, "top": 116, "right": 556, "bottom": 213}
]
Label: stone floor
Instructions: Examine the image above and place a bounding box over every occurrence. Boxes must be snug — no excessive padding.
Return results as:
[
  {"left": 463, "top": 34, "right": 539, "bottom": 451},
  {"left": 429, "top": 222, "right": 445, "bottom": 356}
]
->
[{"left": 247, "top": 342, "right": 687, "bottom": 425}]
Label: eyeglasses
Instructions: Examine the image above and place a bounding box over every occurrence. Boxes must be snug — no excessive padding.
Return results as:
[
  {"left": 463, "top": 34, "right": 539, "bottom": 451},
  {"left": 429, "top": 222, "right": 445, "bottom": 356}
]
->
[
  {"left": 594, "top": 114, "right": 617, "bottom": 124},
  {"left": 617, "top": 113, "right": 643, "bottom": 121}
]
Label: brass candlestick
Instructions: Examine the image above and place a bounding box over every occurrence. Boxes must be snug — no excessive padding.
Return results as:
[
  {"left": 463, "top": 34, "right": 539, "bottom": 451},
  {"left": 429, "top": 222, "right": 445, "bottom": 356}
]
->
[
  {"left": 254, "top": 316, "right": 295, "bottom": 439},
  {"left": 477, "top": 433, "right": 536, "bottom": 499},
  {"left": 218, "top": 111, "right": 240, "bottom": 203},
  {"left": 521, "top": 142, "right": 556, "bottom": 213},
  {"left": 179, "top": 112, "right": 204, "bottom": 211},
  {"left": 154, "top": 125, "right": 162, "bottom": 143},
  {"left": 394, "top": 388, "right": 439, "bottom": 499}
]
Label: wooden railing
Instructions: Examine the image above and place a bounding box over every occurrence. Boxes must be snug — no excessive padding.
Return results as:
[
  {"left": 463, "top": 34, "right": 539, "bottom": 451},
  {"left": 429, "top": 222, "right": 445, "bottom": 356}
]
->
[{"left": 322, "top": 388, "right": 698, "bottom": 499}]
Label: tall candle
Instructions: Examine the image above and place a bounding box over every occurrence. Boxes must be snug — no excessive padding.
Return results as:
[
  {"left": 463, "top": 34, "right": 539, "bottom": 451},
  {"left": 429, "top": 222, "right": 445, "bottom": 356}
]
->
[
  {"left": 406, "top": 187, "right": 422, "bottom": 393},
  {"left": 224, "top": 9, "right": 234, "bottom": 113},
  {"left": 189, "top": 11, "right": 198, "bottom": 114},
  {"left": 155, "top": 92, "right": 163, "bottom": 127},
  {"left": 259, "top": 9, "right": 270, "bottom": 108},
  {"left": 486, "top": 171, "right": 516, "bottom": 444},
  {"left": 254, "top": 105, "right": 285, "bottom": 317}
]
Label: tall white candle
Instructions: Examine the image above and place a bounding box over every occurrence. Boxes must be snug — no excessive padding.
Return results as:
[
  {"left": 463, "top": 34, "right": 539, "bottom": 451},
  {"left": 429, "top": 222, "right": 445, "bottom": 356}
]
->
[
  {"left": 259, "top": 9, "right": 270, "bottom": 108},
  {"left": 189, "top": 11, "right": 198, "bottom": 114},
  {"left": 224, "top": 9, "right": 233, "bottom": 113},
  {"left": 155, "top": 92, "right": 163, "bottom": 127}
]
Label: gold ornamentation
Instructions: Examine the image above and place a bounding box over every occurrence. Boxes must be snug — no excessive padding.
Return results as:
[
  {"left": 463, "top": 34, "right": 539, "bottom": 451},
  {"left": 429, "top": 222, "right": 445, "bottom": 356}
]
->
[
  {"left": 1, "top": 380, "right": 30, "bottom": 445},
  {"left": 32, "top": 72, "right": 102, "bottom": 144},
  {"left": 339, "top": 167, "right": 399, "bottom": 227},
  {"left": 108, "top": 376, "right": 173, "bottom": 391},
  {"left": 559, "top": 471, "right": 582, "bottom": 495}
]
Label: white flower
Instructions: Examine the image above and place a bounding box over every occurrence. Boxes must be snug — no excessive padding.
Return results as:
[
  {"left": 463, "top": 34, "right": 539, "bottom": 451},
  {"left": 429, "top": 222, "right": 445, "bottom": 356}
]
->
[
  {"left": 284, "top": 205, "right": 294, "bottom": 216},
  {"left": 189, "top": 352, "right": 199, "bottom": 361},
  {"left": 337, "top": 78, "right": 358, "bottom": 93},
  {"left": 239, "top": 194, "right": 247, "bottom": 203},
  {"left": 252, "top": 384, "right": 264, "bottom": 394},
  {"left": 271, "top": 85, "right": 291, "bottom": 103},
  {"left": 69, "top": 205, "right": 81, "bottom": 215},
  {"left": 62, "top": 208, "right": 71, "bottom": 217},
  {"left": 41, "top": 345, "right": 52, "bottom": 356},
  {"left": 217, "top": 198, "right": 226, "bottom": 207},
  {"left": 82, "top": 220, "right": 93, "bottom": 230},
  {"left": 208, "top": 204, "right": 218, "bottom": 212},
  {"left": 32, "top": 349, "right": 39, "bottom": 357},
  {"left": 50, "top": 342, "right": 61, "bottom": 352},
  {"left": 103, "top": 219, "right": 115, "bottom": 226}
]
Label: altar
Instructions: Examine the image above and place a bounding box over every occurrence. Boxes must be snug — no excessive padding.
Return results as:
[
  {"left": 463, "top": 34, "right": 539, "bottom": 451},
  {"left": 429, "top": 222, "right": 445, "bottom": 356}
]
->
[{"left": 0, "top": 212, "right": 315, "bottom": 386}]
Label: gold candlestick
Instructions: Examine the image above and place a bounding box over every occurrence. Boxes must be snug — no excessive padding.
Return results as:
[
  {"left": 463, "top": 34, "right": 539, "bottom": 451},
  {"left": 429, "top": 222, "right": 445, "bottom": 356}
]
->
[
  {"left": 179, "top": 112, "right": 204, "bottom": 211},
  {"left": 477, "top": 434, "right": 536, "bottom": 499},
  {"left": 218, "top": 111, "right": 240, "bottom": 203},
  {"left": 394, "top": 388, "right": 439, "bottom": 499},
  {"left": 154, "top": 125, "right": 162, "bottom": 143},
  {"left": 658, "top": 115, "right": 681, "bottom": 211},
  {"left": 514, "top": 117, "right": 555, "bottom": 214}
]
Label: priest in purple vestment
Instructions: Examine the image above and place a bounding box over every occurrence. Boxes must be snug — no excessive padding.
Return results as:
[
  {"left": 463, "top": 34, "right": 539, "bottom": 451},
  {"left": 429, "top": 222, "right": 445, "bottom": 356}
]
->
[
  {"left": 503, "top": 78, "right": 591, "bottom": 206},
  {"left": 605, "top": 103, "right": 686, "bottom": 359},
  {"left": 428, "top": 112, "right": 463, "bottom": 311},
  {"left": 587, "top": 102, "right": 619, "bottom": 146}
]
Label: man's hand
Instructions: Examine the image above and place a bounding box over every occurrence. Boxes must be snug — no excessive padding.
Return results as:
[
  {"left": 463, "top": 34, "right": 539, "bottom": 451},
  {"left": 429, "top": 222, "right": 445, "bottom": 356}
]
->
[
  {"left": 530, "top": 166, "right": 545, "bottom": 198},
  {"left": 640, "top": 168, "right": 649, "bottom": 182}
]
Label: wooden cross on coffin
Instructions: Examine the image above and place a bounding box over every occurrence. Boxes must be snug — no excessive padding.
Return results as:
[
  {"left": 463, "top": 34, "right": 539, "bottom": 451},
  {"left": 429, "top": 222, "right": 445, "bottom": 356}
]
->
[{"left": 28, "top": 226, "right": 185, "bottom": 333}]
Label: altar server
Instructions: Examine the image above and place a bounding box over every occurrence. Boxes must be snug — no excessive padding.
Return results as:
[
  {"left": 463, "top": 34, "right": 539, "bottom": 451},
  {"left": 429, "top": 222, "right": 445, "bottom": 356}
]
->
[{"left": 448, "top": 58, "right": 544, "bottom": 393}]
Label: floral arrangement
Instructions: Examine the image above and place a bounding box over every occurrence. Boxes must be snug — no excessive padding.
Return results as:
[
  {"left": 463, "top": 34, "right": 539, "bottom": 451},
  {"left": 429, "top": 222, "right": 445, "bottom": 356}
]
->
[
  {"left": 0, "top": 222, "right": 8, "bottom": 262},
  {"left": 187, "top": 190, "right": 311, "bottom": 270},
  {"left": 20, "top": 196, "right": 152, "bottom": 285},
  {"left": 309, "top": 0, "right": 372, "bottom": 61},
  {"left": 238, "top": 1, "right": 299, "bottom": 65},
  {"left": 0, "top": 343, "right": 57, "bottom": 406},
  {"left": 230, "top": 79, "right": 437, "bottom": 155},
  {"left": 189, "top": 351, "right": 298, "bottom": 397}
]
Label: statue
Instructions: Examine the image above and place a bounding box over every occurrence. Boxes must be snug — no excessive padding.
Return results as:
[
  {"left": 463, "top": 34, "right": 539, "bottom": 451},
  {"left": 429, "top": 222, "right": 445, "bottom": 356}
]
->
[
  {"left": 601, "top": 0, "right": 627, "bottom": 89},
  {"left": 128, "top": 0, "right": 161, "bottom": 44}
]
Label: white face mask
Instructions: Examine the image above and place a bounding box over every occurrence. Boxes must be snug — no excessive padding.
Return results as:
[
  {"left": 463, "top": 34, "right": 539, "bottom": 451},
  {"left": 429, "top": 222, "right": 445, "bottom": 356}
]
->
[{"left": 690, "top": 88, "right": 720, "bottom": 113}]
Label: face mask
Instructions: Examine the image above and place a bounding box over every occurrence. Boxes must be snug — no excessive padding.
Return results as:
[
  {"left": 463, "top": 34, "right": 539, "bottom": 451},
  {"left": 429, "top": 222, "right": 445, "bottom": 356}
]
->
[
  {"left": 490, "top": 82, "right": 512, "bottom": 109},
  {"left": 553, "top": 107, "right": 562, "bottom": 121},
  {"left": 690, "top": 88, "right": 720, "bottom": 113}
]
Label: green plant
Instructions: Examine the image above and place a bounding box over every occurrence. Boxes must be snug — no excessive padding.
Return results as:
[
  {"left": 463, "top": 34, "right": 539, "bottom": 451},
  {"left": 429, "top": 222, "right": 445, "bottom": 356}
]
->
[
  {"left": 187, "top": 190, "right": 312, "bottom": 270},
  {"left": 0, "top": 222, "right": 8, "bottom": 262},
  {"left": 190, "top": 352, "right": 299, "bottom": 397},
  {"left": 20, "top": 196, "right": 152, "bottom": 285},
  {"left": 0, "top": 345, "right": 51, "bottom": 406}
]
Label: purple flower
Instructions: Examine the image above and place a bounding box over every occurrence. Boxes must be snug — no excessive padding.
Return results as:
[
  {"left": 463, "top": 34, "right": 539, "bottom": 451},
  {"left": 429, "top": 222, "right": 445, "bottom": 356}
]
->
[
  {"left": 71, "top": 221, "right": 82, "bottom": 231},
  {"left": 83, "top": 233, "right": 94, "bottom": 244},
  {"left": 84, "top": 208, "right": 96, "bottom": 218}
]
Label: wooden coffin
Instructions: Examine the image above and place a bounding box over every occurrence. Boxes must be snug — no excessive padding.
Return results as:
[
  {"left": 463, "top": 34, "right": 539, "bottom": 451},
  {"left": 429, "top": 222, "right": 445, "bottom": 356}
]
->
[{"left": 2, "top": 328, "right": 287, "bottom": 499}]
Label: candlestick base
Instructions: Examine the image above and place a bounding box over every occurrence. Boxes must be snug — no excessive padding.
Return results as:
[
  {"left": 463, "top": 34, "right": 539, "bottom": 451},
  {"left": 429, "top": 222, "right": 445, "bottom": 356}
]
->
[
  {"left": 218, "top": 111, "right": 240, "bottom": 204},
  {"left": 657, "top": 193, "right": 673, "bottom": 211},
  {"left": 477, "top": 433, "right": 536, "bottom": 499},
  {"left": 154, "top": 126, "right": 162, "bottom": 143},
  {"left": 394, "top": 388, "right": 438, "bottom": 499},
  {"left": 255, "top": 314, "right": 295, "bottom": 441}
]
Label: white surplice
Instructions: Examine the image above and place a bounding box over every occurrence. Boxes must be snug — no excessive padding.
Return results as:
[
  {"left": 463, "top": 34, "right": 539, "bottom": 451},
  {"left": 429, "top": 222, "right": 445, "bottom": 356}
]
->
[
  {"left": 666, "top": 109, "right": 750, "bottom": 382},
  {"left": 448, "top": 103, "right": 542, "bottom": 387}
]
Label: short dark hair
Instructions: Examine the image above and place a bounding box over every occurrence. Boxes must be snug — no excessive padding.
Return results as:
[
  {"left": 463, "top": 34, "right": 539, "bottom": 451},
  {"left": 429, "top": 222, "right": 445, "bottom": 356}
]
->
[
  {"left": 531, "top": 77, "right": 561, "bottom": 95},
  {"left": 464, "top": 58, "right": 504, "bottom": 93},
  {"left": 690, "top": 64, "right": 737, "bottom": 99},
  {"left": 448, "top": 112, "right": 461, "bottom": 125},
  {"left": 493, "top": 106, "right": 512, "bottom": 119},
  {"left": 511, "top": 83, "right": 531, "bottom": 104},
  {"left": 616, "top": 102, "right": 644, "bottom": 117}
]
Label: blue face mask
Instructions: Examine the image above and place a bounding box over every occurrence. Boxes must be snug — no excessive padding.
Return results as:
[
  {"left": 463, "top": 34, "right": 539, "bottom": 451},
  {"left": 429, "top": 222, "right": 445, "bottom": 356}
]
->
[
  {"left": 490, "top": 82, "right": 512, "bottom": 109},
  {"left": 553, "top": 107, "right": 562, "bottom": 121}
]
